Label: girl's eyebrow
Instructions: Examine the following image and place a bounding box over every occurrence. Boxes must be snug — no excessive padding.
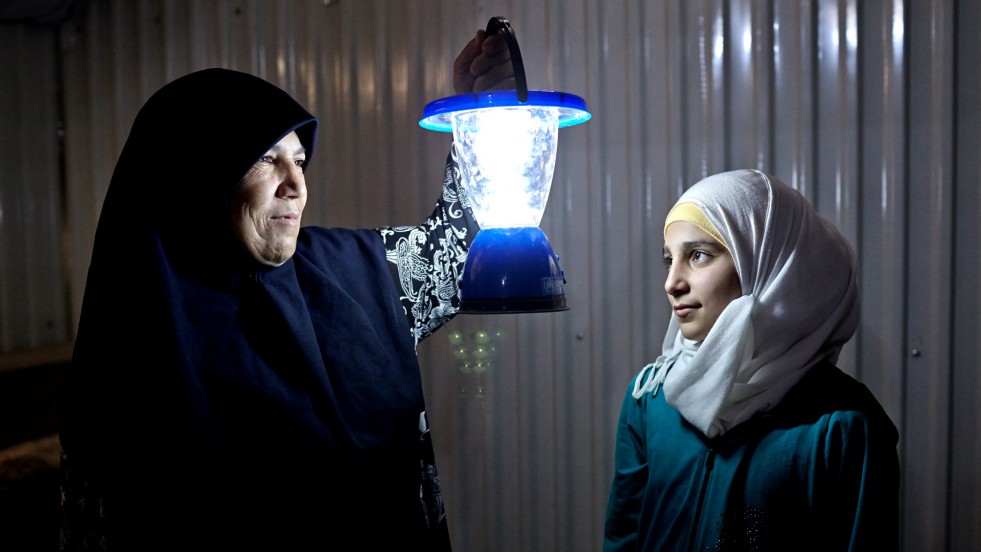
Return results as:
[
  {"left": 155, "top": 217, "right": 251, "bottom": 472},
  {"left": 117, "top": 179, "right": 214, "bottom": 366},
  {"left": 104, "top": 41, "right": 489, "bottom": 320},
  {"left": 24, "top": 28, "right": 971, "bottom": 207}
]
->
[
  {"left": 682, "top": 239, "right": 725, "bottom": 250},
  {"left": 663, "top": 239, "right": 725, "bottom": 254}
]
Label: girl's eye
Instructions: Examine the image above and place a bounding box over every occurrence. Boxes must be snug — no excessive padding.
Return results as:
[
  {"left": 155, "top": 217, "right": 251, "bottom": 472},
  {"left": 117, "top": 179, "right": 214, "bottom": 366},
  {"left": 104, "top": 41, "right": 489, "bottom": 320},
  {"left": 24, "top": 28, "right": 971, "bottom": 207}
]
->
[
  {"left": 690, "top": 250, "right": 709, "bottom": 263},
  {"left": 662, "top": 255, "right": 673, "bottom": 269}
]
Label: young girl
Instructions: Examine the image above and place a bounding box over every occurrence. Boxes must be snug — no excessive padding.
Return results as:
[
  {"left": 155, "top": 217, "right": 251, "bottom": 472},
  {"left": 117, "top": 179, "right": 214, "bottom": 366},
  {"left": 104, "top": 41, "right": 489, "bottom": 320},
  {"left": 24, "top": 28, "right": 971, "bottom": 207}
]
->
[{"left": 604, "top": 169, "right": 900, "bottom": 551}]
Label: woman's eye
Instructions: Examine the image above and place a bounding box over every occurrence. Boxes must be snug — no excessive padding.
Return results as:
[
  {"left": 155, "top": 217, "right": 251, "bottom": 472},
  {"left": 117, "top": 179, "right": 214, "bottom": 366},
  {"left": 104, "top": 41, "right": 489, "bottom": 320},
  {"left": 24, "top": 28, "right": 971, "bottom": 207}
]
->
[
  {"left": 690, "top": 250, "right": 709, "bottom": 263},
  {"left": 260, "top": 155, "right": 274, "bottom": 164},
  {"left": 662, "top": 255, "right": 673, "bottom": 269}
]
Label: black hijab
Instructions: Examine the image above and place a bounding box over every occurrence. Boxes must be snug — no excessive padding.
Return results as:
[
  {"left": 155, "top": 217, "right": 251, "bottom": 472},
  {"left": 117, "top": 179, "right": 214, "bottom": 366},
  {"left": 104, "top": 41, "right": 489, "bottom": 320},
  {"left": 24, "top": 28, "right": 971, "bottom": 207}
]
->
[{"left": 61, "top": 68, "right": 443, "bottom": 549}]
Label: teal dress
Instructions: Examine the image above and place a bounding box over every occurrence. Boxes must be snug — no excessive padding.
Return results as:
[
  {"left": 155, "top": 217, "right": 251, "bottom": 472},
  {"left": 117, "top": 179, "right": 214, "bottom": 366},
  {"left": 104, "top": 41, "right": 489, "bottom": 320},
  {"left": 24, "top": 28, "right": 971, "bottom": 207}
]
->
[{"left": 604, "top": 361, "right": 899, "bottom": 552}]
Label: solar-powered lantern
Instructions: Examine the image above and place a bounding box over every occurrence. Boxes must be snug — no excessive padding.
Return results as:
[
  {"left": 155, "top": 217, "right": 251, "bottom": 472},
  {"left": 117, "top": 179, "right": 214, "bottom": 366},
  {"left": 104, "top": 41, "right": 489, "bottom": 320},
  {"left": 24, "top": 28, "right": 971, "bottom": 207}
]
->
[{"left": 419, "top": 16, "right": 591, "bottom": 313}]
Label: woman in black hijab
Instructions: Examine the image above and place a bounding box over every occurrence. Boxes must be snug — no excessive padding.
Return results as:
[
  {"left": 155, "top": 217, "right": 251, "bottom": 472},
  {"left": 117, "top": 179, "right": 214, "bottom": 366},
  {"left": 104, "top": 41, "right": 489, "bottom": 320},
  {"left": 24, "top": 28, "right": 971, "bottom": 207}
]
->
[{"left": 59, "top": 30, "right": 512, "bottom": 551}]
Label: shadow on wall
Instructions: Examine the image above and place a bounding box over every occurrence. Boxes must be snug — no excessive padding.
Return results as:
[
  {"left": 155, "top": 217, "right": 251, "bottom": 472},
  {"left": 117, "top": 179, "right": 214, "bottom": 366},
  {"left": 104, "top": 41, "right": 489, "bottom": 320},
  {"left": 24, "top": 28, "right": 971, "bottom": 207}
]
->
[
  {"left": 0, "top": 434, "right": 60, "bottom": 551},
  {"left": 0, "top": 361, "right": 67, "bottom": 552}
]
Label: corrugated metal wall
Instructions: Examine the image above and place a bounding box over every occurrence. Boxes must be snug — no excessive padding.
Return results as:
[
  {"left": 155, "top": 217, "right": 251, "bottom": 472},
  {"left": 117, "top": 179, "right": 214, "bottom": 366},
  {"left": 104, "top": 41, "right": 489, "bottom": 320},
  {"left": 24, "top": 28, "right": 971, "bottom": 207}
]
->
[
  {"left": 0, "top": 18, "right": 69, "bottom": 353},
  {"left": 1, "top": 0, "right": 978, "bottom": 550}
]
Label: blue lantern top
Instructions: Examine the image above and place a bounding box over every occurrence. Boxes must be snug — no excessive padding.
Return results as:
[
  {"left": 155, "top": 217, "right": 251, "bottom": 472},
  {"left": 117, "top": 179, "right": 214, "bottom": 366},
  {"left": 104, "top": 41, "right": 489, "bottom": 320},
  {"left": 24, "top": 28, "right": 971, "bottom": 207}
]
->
[{"left": 419, "top": 90, "right": 591, "bottom": 132}]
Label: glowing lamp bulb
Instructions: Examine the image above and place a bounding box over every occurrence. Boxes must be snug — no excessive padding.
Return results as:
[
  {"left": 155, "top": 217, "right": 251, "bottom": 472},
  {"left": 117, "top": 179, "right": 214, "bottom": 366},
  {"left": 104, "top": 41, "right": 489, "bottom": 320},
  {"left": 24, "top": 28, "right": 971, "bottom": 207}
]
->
[{"left": 452, "top": 106, "right": 559, "bottom": 229}]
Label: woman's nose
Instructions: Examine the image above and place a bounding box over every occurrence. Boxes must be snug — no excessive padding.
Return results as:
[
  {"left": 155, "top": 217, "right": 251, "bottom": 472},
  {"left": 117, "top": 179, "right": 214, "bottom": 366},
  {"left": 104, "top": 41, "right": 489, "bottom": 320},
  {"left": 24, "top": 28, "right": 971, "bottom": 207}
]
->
[{"left": 278, "top": 165, "right": 306, "bottom": 198}]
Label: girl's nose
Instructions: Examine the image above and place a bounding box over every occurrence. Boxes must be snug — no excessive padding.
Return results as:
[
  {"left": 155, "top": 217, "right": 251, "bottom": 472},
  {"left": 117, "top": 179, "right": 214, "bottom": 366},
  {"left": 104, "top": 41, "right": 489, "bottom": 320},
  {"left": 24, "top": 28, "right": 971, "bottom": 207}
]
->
[{"left": 664, "top": 265, "right": 688, "bottom": 297}]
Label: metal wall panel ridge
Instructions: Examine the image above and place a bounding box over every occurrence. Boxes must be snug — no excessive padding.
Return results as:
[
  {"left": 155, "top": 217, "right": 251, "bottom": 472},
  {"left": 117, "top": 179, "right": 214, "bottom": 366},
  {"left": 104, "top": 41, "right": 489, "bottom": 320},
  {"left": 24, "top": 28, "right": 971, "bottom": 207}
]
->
[
  {"left": 905, "top": 0, "right": 955, "bottom": 549},
  {"left": 952, "top": 2, "right": 981, "bottom": 550}
]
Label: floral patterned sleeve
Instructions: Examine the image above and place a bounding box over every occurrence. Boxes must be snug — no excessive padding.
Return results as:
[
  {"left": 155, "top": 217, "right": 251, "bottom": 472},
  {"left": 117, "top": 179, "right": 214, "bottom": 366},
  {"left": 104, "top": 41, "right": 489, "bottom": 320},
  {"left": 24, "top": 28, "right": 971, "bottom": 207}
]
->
[{"left": 379, "top": 144, "right": 479, "bottom": 346}]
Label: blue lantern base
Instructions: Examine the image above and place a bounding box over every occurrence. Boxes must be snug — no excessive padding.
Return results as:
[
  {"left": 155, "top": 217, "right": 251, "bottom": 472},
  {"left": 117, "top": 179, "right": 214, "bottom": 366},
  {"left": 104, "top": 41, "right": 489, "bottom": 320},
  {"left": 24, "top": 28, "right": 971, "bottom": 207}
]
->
[{"left": 459, "top": 226, "right": 568, "bottom": 313}]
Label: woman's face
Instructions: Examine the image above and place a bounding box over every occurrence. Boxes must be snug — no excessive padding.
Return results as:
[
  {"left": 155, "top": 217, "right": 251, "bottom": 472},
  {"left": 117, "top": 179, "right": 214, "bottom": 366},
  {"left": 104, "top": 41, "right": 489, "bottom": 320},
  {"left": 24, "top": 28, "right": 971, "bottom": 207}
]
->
[
  {"left": 663, "top": 221, "right": 743, "bottom": 342},
  {"left": 231, "top": 131, "right": 307, "bottom": 266}
]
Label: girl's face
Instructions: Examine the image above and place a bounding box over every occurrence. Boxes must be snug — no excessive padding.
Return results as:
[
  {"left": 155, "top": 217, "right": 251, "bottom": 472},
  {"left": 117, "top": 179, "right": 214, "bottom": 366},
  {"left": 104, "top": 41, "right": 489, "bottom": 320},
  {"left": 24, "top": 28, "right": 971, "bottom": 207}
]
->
[
  {"left": 231, "top": 131, "right": 307, "bottom": 266},
  {"left": 663, "top": 221, "right": 743, "bottom": 342}
]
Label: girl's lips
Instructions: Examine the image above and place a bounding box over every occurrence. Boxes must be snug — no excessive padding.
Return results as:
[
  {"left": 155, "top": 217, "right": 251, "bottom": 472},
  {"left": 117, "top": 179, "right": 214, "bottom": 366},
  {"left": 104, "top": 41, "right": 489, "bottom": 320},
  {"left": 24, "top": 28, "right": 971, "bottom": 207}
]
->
[{"left": 673, "top": 305, "right": 696, "bottom": 318}]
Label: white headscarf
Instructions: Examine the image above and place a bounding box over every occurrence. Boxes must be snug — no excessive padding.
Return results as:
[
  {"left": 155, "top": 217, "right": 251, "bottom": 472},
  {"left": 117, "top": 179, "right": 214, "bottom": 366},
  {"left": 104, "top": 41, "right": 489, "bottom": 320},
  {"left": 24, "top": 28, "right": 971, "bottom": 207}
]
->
[{"left": 634, "top": 169, "right": 859, "bottom": 438}]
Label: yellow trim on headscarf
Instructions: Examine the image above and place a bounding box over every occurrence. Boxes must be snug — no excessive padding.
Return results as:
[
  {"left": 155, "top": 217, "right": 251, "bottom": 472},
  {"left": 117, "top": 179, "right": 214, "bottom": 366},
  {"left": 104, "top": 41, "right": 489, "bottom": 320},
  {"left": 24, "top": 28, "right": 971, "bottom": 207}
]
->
[{"left": 664, "top": 202, "right": 728, "bottom": 250}]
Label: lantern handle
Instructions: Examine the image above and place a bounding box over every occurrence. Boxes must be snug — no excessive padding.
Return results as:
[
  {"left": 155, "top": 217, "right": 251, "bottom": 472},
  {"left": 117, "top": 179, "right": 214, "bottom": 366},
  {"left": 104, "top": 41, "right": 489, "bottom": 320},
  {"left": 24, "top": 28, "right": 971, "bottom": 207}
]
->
[{"left": 486, "top": 16, "right": 528, "bottom": 103}]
